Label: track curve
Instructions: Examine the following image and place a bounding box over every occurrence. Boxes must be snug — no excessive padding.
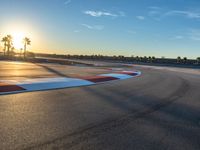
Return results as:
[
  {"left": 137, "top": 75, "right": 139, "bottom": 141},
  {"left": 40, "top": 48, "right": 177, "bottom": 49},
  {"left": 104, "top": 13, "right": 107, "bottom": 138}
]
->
[{"left": 0, "top": 65, "right": 200, "bottom": 150}]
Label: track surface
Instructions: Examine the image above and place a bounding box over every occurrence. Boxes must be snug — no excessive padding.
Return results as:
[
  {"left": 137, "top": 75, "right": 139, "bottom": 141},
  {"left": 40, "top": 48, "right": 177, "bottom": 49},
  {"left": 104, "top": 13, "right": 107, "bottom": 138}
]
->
[{"left": 0, "top": 61, "right": 200, "bottom": 150}]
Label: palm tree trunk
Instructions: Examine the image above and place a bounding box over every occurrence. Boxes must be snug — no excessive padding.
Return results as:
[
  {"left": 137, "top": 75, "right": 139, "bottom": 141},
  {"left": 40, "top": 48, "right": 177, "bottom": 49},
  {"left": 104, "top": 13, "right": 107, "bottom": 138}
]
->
[
  {"left": 3, "top": 44, "right": 6, "bottom": 56},
  {"left": 24, "top": 44, "right": 26, "bottom": 59},
  {"left": 7, "top": 45, "right": 10, "bottom": 56}
]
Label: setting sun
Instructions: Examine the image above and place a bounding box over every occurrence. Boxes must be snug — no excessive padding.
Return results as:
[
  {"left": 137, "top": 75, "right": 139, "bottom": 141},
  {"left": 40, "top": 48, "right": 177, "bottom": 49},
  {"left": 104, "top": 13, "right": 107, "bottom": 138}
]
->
[
  {"left": 1, "top": 22, "right": 35, "bottom": 51},
  {"left": 12, "top": 32, "right": 25, "bottom": 50}
]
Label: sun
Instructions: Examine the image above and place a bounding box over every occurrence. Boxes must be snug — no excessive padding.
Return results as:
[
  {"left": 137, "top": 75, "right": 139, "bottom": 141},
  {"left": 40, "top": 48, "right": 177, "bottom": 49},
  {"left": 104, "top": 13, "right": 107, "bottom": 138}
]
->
[
  {"left": 2, "top": 22, "right": 38, "bottom": 52},
  {"left": 12, "top": 32, "right": 25, "bottom": 50}
]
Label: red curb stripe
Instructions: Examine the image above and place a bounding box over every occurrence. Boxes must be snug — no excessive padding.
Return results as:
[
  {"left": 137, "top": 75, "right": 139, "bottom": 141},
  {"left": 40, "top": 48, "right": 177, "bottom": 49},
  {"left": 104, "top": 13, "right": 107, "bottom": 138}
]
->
[
  {"left": 117, "top": 72, "right": 139, "bottom": 76},
  {"left": 81, "top": 76, "right": 118, "bottom": 83},
  {"left": 0, "top": 82, "right": 25, "bottom": 93}
]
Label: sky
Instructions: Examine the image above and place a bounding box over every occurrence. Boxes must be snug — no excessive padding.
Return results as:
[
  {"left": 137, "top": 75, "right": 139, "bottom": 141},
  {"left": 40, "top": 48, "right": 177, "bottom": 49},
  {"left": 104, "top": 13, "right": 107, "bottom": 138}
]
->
[{"left": 0, "top": 0, "right": 200, "bottom": 58}]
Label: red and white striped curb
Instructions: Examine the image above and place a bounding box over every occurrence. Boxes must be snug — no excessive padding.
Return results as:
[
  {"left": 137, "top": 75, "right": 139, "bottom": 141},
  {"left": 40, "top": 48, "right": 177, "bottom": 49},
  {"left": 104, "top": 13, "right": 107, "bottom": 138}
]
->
[{"left": 0, "top": 71, "right": 141, "bottom": 95}]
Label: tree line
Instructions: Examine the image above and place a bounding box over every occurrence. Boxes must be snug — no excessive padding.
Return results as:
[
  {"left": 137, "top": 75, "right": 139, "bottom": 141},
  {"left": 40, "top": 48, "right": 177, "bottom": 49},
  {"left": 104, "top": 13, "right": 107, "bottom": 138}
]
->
[
  {"left": 0, "top": 35, "right": 199, "bottom": 66},
  {"left": 37, "top": 53, "right": 200, "bottom": 66},
  {"left": 1, "top": 34, "right": 31, "bottom": 58}
]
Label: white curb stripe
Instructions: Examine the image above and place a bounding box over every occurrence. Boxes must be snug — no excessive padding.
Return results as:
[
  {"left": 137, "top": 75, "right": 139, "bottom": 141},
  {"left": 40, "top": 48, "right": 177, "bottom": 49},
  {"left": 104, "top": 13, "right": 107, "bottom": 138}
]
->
[
  {"left": 18, "top": 78, "right": 94, "bottom": 91},
  {"left": 99, "top": 73, "right": 133, "bottom": 80},
  {"left": 0, "top": 71, "right": 141, "bottom": 95}
]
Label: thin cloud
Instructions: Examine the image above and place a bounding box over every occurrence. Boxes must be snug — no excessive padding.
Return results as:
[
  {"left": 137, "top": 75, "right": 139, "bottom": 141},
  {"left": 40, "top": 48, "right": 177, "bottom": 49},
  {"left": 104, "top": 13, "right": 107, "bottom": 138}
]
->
[
  {"left": 170, "top": 35, "right": 184, "bottom": 40},
  {"left": 84, "top": 10, "right": 117, "bottom": 17},
  {"left": 81, "top": 24, "right": 104, "bottom": 30},
  {"left": 83, "top": 10, "right": 126, "bottom": 18},
  {"left": 148, "top": 6, "right": 161, "bottom": 10},
  {"left": 119, "top": 11, "right": 126, "bottom": 17},
  {"left": 171, "top": 29, "right": 200, "bottom": 41},
  {"left": 64, "top": 0, "right": 71, "bottom": 5},
  {"left": 149, "top": 10, "right": 160, "bottom": 16},
  {"left": 82, "top": 24, "right": 93, "bottom": 29},
  {"left": 148, "top": 7, "right": 200, "bottom": 21},
  {"left": 170, "top": 29, "right": 200, "bottom": 41},
  {"left": 136, "top": 16, "right": 145, "bottom": 20},
  {"left": 148, "top": 6, "right": 163, "bottom": 20},
  {"left": 127, "top": 30, "right": 136, "bottom": 34},
  {"left": 189, "top": 29, "right": 200, "bottom": 41},
  {"left": 164, "top": 10, "right": 200, "bottom": 19}
]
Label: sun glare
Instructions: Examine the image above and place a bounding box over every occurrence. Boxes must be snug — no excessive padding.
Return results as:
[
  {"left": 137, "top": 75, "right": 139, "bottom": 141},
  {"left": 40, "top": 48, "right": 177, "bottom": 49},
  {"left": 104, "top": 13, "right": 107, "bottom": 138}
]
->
[
  {"left": 12, "top": 32, "right": 25, "bottom": 50},
  {"left": 1, "top": 23, "right": 34, "bottom": 50}
]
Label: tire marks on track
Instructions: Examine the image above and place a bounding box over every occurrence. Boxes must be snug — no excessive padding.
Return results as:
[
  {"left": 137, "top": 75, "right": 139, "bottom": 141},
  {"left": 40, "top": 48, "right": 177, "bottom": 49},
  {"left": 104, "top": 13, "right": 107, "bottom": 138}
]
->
[{"left": 22, "top": 74, "right": 191, "bottom": 150}]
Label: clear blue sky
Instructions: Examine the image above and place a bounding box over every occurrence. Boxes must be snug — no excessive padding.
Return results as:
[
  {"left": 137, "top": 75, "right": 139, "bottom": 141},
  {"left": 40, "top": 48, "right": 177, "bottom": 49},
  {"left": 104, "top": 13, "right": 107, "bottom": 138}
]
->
[{"left": 0, "top": 0, "right": 200, "bottom": 58}]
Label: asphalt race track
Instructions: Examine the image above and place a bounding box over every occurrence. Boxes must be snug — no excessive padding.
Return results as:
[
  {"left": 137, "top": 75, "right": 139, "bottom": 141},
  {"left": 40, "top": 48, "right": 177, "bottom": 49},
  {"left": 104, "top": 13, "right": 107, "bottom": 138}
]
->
[{"left": 0, "top": 61, "right": 200, "bottom": 150}]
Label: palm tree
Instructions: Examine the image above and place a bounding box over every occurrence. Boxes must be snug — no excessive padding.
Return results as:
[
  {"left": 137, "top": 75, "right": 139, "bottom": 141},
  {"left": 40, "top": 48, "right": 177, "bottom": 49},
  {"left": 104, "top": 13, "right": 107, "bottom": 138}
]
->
[
  {"left": 1, "top": 36, "right": 8, "bottom": 56},
  {"left": 6, "top": 35, "right": 13, "bottom": 56},
  {"left": 177, "top": 56, "right": 181, "bottom": 63},
  {"left": 197, "top": 57, "right": 200, "bottom": 64},
  {"left": 135, "top": 56, "right": 139, "bottom": 62},
  {"left": 183, "top": 57, "right": 187, "bottom": 64},
  {"left": 23, "top": 37, "right": 31, "bottom": 58},
  {"left": 152, "top": 56, "right": 156, "bottom": 63},
  {"left": 148, "top": 56, "right": 152, "bottom": 63},
  {"left": 143, "top": 56, "right": 148, "bottom": 62},
  {"left": 20, "top": 48, "right": 23, "bottom": 57}
]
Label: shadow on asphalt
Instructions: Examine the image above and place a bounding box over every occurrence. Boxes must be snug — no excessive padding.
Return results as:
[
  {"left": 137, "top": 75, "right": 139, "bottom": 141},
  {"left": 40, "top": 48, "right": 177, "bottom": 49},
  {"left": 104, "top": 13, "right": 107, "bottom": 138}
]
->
[{"left": 35, "top": 63, "right": 70, "bottom": 78}]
